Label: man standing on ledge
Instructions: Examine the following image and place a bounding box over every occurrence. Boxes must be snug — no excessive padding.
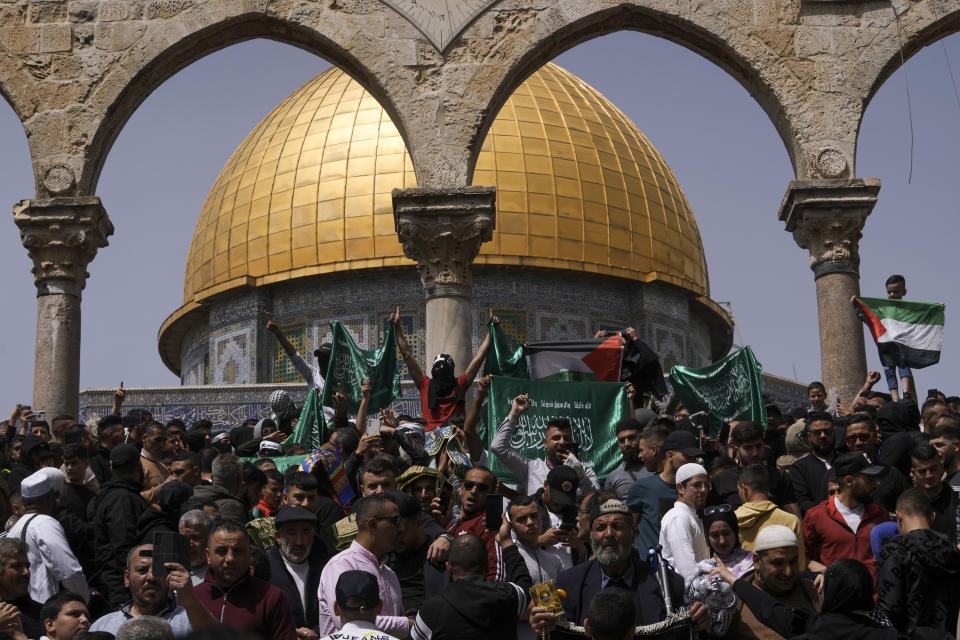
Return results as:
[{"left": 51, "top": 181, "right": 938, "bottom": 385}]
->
[{"left": 390, "top": 306, "right": 495, "bottom": 431}]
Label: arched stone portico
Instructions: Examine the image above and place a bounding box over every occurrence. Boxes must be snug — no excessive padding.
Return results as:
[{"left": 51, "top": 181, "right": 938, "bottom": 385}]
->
[{"left": 3, "top": 0, "right": 960, "bottom": 414}]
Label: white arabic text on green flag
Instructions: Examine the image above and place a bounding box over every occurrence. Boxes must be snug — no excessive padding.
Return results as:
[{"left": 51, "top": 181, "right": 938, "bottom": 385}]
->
[
  {"left": 481, "top": 376, "right": 629, "bottom": 486},
  {"left": 320, "top": 321, "right": 401, "bottom": 415},
  {"left": 668, "top": 345, "right": 766, "bottom": 433}
]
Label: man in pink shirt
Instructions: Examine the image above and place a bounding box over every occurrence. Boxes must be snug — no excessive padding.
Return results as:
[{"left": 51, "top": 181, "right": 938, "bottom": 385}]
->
[{"left": 317, "top": 494, "right": 410, "bottom": 637}]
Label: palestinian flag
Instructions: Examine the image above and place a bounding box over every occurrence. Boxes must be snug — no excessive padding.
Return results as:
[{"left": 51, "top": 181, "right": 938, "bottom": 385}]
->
[
  {"left": 525, "top": 336, "right": 623, "bottom": 382},
  {"left": 853, "top": 297, "right": 945, "bottom": 368}
]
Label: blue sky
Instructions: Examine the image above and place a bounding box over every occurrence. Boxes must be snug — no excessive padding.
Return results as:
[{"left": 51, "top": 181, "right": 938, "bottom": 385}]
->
[{"left": 0, "top": 29, "right": 958, "bottom": 413}]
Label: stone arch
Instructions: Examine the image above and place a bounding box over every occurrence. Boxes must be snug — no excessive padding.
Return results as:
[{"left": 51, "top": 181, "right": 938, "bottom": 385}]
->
[
  {"left": 454, "top": 3, "right": 799, "bottom": 185},
  {"left": 855, "top": 3, "right": 960, "bottom": 161},
  {"left": 76, "top": 11, "right": 413, "bottom": 197}
]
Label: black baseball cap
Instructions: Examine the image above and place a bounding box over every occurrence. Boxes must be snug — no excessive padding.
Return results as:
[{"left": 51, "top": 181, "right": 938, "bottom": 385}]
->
[
  {"left": 833, "top": 452, "right": 886, "bottom": 479},
  {"left": 110, "top": 443, "right": 140, "bottom": 469},
  {"left": 546, "top": 465, "right": 580, "bottom": 508},
  {"left": 20, "top": 436, "right": 50, "bottom": 460},
  {"left": 335, "top": 570, "right": 380, "bottom": 611},
  {"left": 662, "top": 430, "right": 703, "bottom": 458}
]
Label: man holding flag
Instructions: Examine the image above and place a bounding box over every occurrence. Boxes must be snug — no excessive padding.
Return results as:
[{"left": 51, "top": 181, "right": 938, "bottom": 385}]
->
[
  {"left": 391, "top": 306, "right": 497, "bottom": 431},
  {"left": 266, "top": 312, "right": 334, "bottom": 424},
  {"left": 853, "top": 276, "right": 945, "bottom": 402},
  {"left": 491, "top": 393, "right": 601, "bottom": 499}
]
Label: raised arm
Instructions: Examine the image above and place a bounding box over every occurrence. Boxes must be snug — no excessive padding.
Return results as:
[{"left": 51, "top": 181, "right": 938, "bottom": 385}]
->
[
  {"left": 112, "top": 382, "right": 125, "bottom": 416},
  {"left": 265, "top": 312, "right": 298, "bottom": 358},
  {"left": 463, "top": 375, "right": 491, "bottom": 461},
  {"left": 354, "top": 379, "right": 372, "bottom": 436},
  {"left": 332, "top": 384, "right": 349, "bottom": 432},
  {"left": 390, "top": 306, "right": 424, "bottom": 387},
  {"left": 491, "top": 394, "right": 534, "bottom": 492},
  {"left": 463, "top": 309, "right": 498, "bottom": 384},
  {"left": 846, "top": 371, "right": 881, "bottom": 414}
]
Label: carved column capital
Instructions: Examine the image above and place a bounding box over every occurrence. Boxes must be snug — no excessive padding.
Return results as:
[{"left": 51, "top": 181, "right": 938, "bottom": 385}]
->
[
  {"left": 779, "top": 179, "right": 880, "bottom": 279},
  {"left": 13, "top": 196, "right": 114, "bottom": 296},
  {"left": 392, "top": 186, "right": 496, "bottom": 298}
]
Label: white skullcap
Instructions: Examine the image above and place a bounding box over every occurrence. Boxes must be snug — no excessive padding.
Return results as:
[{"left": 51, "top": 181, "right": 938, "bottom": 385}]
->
[
  {"left": 754, "top": 525, "right": 799, "bottom": 551},
  {"left": 211, "top": 432, "right": 230, "bottom": 444},
  {"left": 21, "top": 471, "right": 53, "bottom": 500},
  {"left": 34, "top": 467, "right": 66, "bottom": 496},
  {"left": 675, "top": 463, "right": 708, "bottom": 485},
  {"left": 259, "top": 440, "right": 282, "bottom": 453}
]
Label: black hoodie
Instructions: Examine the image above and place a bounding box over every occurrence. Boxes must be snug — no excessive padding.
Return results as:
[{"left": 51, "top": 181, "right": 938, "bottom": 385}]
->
[
  {"left": 413, "top": 544, "right": 532, "bottom": 640},
  {"left": 877, "top": 528, "right": 960, "bottom": 634}
]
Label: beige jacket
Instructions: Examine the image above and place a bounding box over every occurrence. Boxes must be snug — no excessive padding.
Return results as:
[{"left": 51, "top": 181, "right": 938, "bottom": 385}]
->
[{"left": 140, "top": 452, "right": 170, "bottom": 506}]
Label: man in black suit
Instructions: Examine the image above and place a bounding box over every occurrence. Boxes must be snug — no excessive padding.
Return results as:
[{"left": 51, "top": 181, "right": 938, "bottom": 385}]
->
[
  {"left": 267, "top": 506, "right": 330, "bottom": 639},
  {"left": 787, "top": 412, "right": 837, "bottom": 515},
  {"left": 530, "top": 498, "right": 710, "bottom": 634}
]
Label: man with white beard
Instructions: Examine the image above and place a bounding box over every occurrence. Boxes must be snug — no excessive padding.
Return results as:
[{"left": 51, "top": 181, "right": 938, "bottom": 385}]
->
[
  {"left": 268, "top": 506, "right": 331, "bottom": 640},
  {"left": 528, "top": 498, "right": 710, "bottom": 634}
]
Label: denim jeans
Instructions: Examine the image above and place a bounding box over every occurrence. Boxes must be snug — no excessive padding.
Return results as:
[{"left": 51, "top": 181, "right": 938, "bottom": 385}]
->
[{"left": 884, "top": 365, "right": 912, "bottom": 390}]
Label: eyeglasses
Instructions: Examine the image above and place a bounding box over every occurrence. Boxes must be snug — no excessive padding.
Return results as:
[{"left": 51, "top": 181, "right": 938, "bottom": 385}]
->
[
  {"left": 703, "top": 504, "right": 733, "bottom": 516},
  {"left": 373, "top": 515, "right": 401, "bottom": 527},
  {"left": 685, "top": 481, "right": 710, "bottom": 491},
  {"left": 846, "top": 433, "right": 872, "bottom": 443},
  {"left": 808, "top": 428, "right": 833, "bottom": 437},
  {"left": 463, "top": 480, "right": 491, "bottom": 493}
]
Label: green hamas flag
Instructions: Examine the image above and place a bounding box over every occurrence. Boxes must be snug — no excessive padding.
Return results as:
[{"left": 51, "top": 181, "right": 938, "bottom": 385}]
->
[
  {"left": 320, "top": 321, "right": 402, "bottom": 415},
  {"left": 481, "top": 376, "right": 629, "bottom": 485},
  {"left": 483, "top": 321, "right": 528, "bottom": 378},
  {"left": 668, "top": 345, "right": 766, "bottom": 433},
  {"left": 283, "top": 388, "right": 326, "bottom": 451}
]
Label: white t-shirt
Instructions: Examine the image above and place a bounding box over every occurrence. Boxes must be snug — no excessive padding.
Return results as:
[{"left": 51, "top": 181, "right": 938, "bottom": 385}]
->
[
  {"left": 283, "top": 556, "right": 311, "bottom": 610},
  {"left": 813, "top": 454, "right": 833, "bottom": 470},
  {"left": 835, "top": 498, "right": 865, "bottom": 532}
]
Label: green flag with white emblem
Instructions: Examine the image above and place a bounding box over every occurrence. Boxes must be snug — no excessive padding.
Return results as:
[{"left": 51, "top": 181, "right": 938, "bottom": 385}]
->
[
  {"left": 668, "top": 345, "right": 766, "bottom": 434},
  {"left": 320, "top": 321, "right": 402, "bottom": 415}
]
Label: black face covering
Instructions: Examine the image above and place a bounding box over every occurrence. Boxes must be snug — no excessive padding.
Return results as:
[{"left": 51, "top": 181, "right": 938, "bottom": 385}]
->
[
  {"left": 428, "top": 364, "right": 461, "bottom": 410},
  {"left": 315, "top": 344, "right": 332, "bottom": 379}
]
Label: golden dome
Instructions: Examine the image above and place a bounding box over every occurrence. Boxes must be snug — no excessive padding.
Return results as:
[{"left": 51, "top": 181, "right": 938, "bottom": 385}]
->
[
  {"left": 160, "top": 63, "right": 716, "bottom": 372},
  {"left": 182, "top": 62, "right": 708, "bottom": 302}
]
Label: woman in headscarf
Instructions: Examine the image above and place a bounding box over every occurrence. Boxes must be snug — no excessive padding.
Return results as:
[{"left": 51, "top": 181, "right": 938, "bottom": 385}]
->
[
  {"left": 712, "top": 557, "right": 945, "bottom": 639},
  {"left": 703, "top": 505, "right": 754, "bottom": 577},
  {"left": 684, "top": 505, "right": 752, "bottom": 637}
]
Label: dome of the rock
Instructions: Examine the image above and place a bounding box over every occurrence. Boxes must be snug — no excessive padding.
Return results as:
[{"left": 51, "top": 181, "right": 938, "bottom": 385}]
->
[{"left": 159, "top": 63, "right": 731, "bottom": 384}]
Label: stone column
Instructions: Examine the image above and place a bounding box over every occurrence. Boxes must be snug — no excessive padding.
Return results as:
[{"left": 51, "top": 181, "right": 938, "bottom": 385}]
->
[
  {"left": 13, "top": 197, "right": 113, "bottom": 417},
  {"left": 779, "top": 179, "right": 880, "bottom": 407},
  {"left": 393, "top": 187, "right": 496, "bottom": 374}
]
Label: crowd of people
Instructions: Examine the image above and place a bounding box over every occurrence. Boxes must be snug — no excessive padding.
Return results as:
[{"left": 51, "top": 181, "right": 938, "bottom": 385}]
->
[{"left": 0, "top": 307, "right": 957, "bottom": 640}]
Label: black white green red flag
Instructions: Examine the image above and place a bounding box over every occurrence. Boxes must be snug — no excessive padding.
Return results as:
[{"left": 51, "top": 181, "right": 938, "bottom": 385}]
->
[
  {"left": 482, "top": 321, "right": 623, "bottom": 382},
  {"left": 853, "top": 297, "right": 945, "bottom": 368}
]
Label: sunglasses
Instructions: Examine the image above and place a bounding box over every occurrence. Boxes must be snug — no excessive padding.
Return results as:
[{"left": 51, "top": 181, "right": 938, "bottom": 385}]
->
[
  {"left": 808, "top": 428, "right": 834, "bottom": 437},
  {"left": 703, "top": 504, "right": 733, "bottom": 516},
  {"left": 463, "top": 480, "right": 491, "bottom": 493}
]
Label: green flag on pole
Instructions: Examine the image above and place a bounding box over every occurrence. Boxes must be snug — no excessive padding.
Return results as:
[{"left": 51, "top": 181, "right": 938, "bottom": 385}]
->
[
  {"left": 282, "top": 388, "right": 326, "bottom": 452},
  {"left": 668, "top": 345, "right": 767, "bottom": 434},
  {"left": 320, "top": 321, "right": 402, "bottom": 415},
  {"left": 482, "top": 321, "right": 529, "bottom": 378},
  {"left": 481, "top": 375, "right": 629, "bottom": 486}
]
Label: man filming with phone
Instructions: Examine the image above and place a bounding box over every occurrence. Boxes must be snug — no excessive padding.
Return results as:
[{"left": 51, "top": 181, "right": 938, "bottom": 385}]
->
[
  {"left": 492, "top": 394, "right": 601, "bottom": 499},
  {"left": 89, "top": 542, "right": 215, "bottom": 637}
]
